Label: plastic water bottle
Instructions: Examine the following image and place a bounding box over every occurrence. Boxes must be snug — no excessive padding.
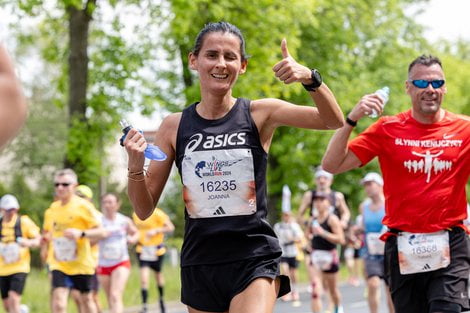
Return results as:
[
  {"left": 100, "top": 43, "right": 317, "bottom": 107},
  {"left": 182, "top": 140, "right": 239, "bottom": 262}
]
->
[
  {"left": 369, "top": 86, "right": 390, "bottom": 118},
  {"left": 119, "top": 119, "right": 167, "bottom": 161}
]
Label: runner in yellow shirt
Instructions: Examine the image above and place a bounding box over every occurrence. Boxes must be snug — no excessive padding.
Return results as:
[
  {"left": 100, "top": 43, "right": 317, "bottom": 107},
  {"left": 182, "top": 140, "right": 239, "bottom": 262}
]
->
[
  {"left": 0, "top": 194, "right": 40, "bottom": 313},
  {"left": 42, "top": 169, "right": 104, "bottom": 313},
  {"left": 133, "top": 208, "right": 175, "bottom": 313},
  {"left": 74, "top": 184, "right": 103, "bottom": 313}
]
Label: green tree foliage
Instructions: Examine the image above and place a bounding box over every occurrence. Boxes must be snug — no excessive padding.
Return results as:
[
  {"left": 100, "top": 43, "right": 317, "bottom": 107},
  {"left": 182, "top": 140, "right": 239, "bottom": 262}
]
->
[
  {"left": 2, "top": 0, "right": 469, "bottom": 232},
  {"left": 6, "top": 0, "right": 168, "bottom": 186}
]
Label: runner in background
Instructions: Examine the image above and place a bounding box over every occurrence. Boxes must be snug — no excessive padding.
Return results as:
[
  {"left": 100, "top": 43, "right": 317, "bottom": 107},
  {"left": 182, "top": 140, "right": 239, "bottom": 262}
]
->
[
  {"left": 356, "top": 173, "right": 394, "bottom": 313},
  {"left": 42, "top": 169, "right": 104, "bottom": 313},
  {"left": 273, "top": 210, "right": 304, "bottom": 305},
  {"left": 97, "top": 193, "right": 138, "bottom": 313},
  {"left": 75, "top": 185, "right": 103, "bottom": 313},
  {"left": 0, "top": 194, "right": 40, "bottom": 313},
  {"left": 307, "top": 192, "right": 345, "bottom": 313},
  {"left": 297, "top": 167, "right": 351, "bottom": 308},
  {"left": 133, "top": 208, "right": 175, "bottom": 313},
  {"left": 297, "top": 167, "right": 350, "bottom": 228}
]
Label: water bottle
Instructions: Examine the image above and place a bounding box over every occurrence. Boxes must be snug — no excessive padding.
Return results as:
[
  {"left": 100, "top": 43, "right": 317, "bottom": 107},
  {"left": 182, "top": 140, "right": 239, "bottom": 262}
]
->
[
  {"left": 369, "top": 86, "right": 390, "bottom": 118},
  {"left": 119, "top": 119, "right": 167, "bottom": 161}
]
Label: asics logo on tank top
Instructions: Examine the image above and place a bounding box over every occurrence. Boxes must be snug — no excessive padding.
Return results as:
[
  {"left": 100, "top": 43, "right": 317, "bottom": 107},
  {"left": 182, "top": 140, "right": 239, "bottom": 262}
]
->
[
  {"left": 184, "top": 132, "right": 247, "bottom": 155},
  {"left": 394, "top": 136, "right": 463, "bottom": 183}
]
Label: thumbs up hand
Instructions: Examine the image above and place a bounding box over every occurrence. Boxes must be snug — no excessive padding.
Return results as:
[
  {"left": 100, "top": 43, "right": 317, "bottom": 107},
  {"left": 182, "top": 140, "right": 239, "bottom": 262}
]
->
[{"left": 272, "top": 38, "right": 312, "bottom": 85}]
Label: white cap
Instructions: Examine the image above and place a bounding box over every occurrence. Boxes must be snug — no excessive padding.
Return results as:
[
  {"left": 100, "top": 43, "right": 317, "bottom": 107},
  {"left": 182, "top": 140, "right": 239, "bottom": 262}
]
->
[
  {"left": 361, "top": 172, "right": 384, "bottom": 186},
  {"left": 315, "top": 168, "right": 333, "bottom": 179},
  {"left": 0, "top": 194, "right": 20, "bottom": 210}
]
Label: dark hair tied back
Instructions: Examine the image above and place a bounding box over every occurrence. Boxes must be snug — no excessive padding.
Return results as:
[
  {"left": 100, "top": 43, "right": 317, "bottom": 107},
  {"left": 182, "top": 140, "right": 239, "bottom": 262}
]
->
[{"left": 192, "top": 21, "right": 248, "bottom": 61}]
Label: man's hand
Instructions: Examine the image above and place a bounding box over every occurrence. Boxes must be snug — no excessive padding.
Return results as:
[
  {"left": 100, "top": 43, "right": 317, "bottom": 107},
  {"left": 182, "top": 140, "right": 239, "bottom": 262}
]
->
[
  {"left": 348, "top": 93, "right": 386, "bottom": 121},
  {"left": 63, "top": 228, "right": 82, "bottom": 240}
]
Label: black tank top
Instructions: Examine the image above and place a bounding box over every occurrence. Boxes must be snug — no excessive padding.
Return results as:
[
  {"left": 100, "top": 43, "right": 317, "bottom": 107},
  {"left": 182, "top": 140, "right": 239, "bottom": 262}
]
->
[
  {"left": 311, "top": 215, "right": 336, "bottom": 250},
  {"left": 175, "top": 98, "right": 281, "bottom": 266}
]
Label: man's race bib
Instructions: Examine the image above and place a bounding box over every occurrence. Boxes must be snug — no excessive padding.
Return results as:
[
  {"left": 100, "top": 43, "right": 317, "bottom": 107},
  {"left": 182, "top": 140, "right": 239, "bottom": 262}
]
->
[
  {"left": 366, "top": 232, "right": 385, "bottom": 255},
  {"left": 140, "top": 245, "right": 158, "bottom": 261},
  {"left": 1, "top": 243, "right": 21, "bottom": 264},
  {"left": 53, "top": 237, "right": 77, "bottom": 262},
  {"left": 311, "top": 249, "right": 336, "bottom": 271},
  {"left": 182, "top": 149, "right": 257, "bottom": 218},
  {"left": 102, "top": 240, "right": 123, "bottom": 260},
  {"left": 397, "top": 230, "right": 450, "bottom": 275}
]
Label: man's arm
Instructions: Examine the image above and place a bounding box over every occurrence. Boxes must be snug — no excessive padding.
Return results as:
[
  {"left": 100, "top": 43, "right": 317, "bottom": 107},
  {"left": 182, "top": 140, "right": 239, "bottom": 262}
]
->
[
  {"left": 0, "top": 44, "right": 26, "bottom": 149},
  {"left": 322, "top": 93, "right": 384, "bottom": 173}
]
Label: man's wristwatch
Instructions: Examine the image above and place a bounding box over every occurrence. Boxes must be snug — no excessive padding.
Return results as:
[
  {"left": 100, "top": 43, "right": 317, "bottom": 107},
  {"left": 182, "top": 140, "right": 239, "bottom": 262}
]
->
[{"left": 302, "top": 69, "right": 323, "bottom": 92}]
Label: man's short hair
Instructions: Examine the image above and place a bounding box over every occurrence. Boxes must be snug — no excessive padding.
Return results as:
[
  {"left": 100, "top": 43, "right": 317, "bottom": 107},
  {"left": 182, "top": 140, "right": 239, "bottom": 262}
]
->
[
  {"left": 408, "top": 55, "right": 442, "bottom": 75},
  {"left": 54, "top": 168, "right": 78, "bottom": 184}
]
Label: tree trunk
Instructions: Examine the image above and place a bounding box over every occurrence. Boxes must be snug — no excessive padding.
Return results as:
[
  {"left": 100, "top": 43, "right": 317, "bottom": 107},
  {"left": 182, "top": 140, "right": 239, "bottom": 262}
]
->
[{"left": 64, "top": 3, "right": 93, "bottom": 168}]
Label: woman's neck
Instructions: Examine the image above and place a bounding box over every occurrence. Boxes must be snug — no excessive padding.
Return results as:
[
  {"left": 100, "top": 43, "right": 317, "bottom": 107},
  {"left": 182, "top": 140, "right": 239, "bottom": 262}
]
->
[{"left": 197, "top": 93, "right": 236, "bottom": 119}]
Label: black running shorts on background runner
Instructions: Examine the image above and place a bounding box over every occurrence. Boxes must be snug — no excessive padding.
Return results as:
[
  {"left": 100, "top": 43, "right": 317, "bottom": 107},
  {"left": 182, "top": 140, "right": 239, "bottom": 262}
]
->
[
  {"left": 0, "top": 273, "right": 27, "bottom": 298},
  {"left": 136, "top": 253, "right": 165, "bottom": 272},
  {"left": 51, "top": 270, "right": 94, "bottom": 293},
  {"left": 181, "top": 254, "right": 290, "bottom": 312},
  {"left": 384, "top": 227, "right": 470, "bottom": 313}
]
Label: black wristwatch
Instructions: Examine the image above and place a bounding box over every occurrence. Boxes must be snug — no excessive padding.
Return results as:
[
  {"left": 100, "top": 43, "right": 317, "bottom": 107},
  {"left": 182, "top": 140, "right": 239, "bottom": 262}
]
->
[{"left": 302, "top": 69, "right": 323, "bottom": 92}]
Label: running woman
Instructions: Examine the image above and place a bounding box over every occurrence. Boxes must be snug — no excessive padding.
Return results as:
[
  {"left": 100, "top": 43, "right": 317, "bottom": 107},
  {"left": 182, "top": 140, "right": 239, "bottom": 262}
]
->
[
  {"left": 123, "top": 21, "right": 344, "bottom": 313},
  {"left": 97, "top": 193, "right": 138, "bottom": 313}
]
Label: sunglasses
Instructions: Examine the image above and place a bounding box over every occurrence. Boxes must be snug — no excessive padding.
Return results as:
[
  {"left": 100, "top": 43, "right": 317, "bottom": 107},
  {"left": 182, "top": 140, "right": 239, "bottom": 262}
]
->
[
  {"left": 54, "top": 182, "right": 72, "bottom": 187},
  {"left": 409, "top": 79, "right": 445, "bottom": 89}
]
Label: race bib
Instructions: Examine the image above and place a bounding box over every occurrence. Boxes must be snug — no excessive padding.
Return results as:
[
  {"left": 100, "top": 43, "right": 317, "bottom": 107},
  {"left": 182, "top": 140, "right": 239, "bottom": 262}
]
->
[
  {"left": 311, "top": 249, "right": 336, "bottom": 271},
  {"left": 53, "top": 237, "right": 77, "bottom": 262},
  {"left": 397, "top": 231, "right": 450, "bottom": 275},
  {"left": 102, "top": 240, "right": 123, "bottom": 260},
  {"left": 366, "top": 232, "right": 385, "bottom": 255},
  {"left": 1, "top": 242, "right": 21, "bottom": 264},
  {"left": 140, "top": 245, "right": 158, "bottom": 262},
  {"left": 182, "top": 149, "right": 257, "bottom": 218}
]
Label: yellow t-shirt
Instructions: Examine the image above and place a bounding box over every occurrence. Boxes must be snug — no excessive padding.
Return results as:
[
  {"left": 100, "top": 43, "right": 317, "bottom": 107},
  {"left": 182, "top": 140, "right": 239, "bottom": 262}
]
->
[
  {"left": 0, "top": 215, "right": 40, "bottom": 276},
  {"left": 133, "top": 208, "right": 170, "bottom": 257},
  {"left": 43, "top": 195, "right": 100, "bottom": 275}
]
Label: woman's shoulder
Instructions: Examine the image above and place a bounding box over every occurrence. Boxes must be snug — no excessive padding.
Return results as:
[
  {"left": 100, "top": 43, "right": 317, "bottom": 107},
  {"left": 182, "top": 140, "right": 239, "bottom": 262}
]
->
[
  {"left": 158, "top": 112, "right": 182, "bottom": 134},
  {"left": 251, "top": 98, "right": 288, "bottom": 107}
]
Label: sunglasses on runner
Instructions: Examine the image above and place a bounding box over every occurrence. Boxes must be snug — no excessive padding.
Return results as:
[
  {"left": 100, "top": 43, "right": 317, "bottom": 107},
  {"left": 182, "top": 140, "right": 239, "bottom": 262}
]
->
[
  {"left": 409, "top": 79, "right": 445, "bottom": 89},
  {"left": 54, "top": 182, "right": 72, "bottom": 187}
]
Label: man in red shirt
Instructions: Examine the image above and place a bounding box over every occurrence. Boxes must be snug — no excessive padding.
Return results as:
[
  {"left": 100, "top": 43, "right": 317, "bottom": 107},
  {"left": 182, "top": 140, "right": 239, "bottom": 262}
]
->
[{"left": 322, "top": 55, "right": 470, "bottom": 313}]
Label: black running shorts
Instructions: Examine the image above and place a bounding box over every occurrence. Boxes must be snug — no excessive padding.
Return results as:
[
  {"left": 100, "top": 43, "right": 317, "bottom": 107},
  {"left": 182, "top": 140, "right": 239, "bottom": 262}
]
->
[
  {"left": 181, "top": 254, "right": 290, "bottom": 312},
  {"left": 136, "top": 253, "right": 165, "bottom": 272},
  {"left": 51, "top": 270, "right": 94, "bottom": 293},
  {"left": 0, "top": 272, "right": 27, "bottom": 299},
  {"left": 384, "top": 227, "right": 470, "bottom": 313}
]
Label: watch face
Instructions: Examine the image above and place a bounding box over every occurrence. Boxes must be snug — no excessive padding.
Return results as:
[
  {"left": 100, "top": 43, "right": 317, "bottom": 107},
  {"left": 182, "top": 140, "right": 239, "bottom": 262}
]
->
[{"left": 312, "top": 69, "right": 322, "bottom": 87}]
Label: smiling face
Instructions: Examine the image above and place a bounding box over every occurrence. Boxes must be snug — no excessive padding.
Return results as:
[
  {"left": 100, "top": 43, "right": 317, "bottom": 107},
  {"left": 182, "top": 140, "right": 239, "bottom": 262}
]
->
[
  {"left": 189, "top": 32, "right": 247, "bottom": 96},
  {"left": 406, "top": 63, "right": 447, "bottom": 120}
]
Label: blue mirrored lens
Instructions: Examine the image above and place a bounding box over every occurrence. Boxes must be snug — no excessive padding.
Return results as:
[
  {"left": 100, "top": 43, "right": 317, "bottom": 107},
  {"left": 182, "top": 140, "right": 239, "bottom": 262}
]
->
[
  {"left": 431, "top": 80, "right": 445, "bottom": 88},
  {"left": 411, "top": 80, "right": 445, "bottom": 89}
]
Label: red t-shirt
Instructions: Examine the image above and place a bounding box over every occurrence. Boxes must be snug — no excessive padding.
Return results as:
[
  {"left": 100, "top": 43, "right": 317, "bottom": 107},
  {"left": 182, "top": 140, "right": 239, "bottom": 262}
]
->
[{"left": 349, "top": 110, "right": 470, "bottom": 233}]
